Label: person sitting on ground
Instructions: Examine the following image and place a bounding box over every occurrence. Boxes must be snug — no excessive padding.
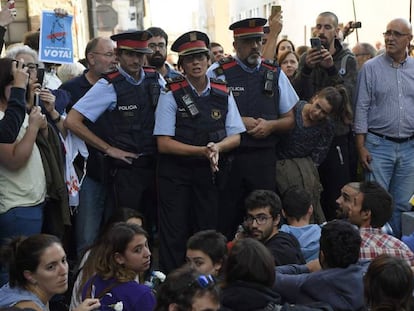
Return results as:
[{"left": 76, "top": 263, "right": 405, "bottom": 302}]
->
[
  {"left": 0, "top": 234, "right": 100, "bottom": 311},
  {"left": 70, "top": 209, "right": 145, "bottom": 309},
  {"left": 336, "top": 181, "right": 414, "bottom": 266},
  {"left": 241, "top": 189, "right": 305, "bottom": 266},
  {"left": 154, "top": 265, "right": 220, "bottom": 311},
  {"left": 186, "top": 229, "right": 228, "bottom": 278},
  {"left": 220, "top": 238, "right": 333, "bottom": 311},
  {"left": 274, "top": 220, "right": 369, "bottom": 310},
  {"left": 364, "top": 254, "right": 413, "bottom": 311},
  {"left": 280, "top": 187, "right": 321, "bottom": 262},
  {"left": 81, "top": 222, "right": 155, "bottom": 311}
]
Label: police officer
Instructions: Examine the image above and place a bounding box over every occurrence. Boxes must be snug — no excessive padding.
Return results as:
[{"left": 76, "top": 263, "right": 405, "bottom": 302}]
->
[
  {"left": 154, "top": 31, "right": 245, "bottom": 273},
  {"left": 207, "top": 18, "right": 299, "bottom": 240},
  {"left": 65, "top": 31, "right": 160, "bottom": 241}
]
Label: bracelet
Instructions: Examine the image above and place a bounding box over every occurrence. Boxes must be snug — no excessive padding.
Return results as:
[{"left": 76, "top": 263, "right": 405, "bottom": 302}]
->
[{"left": 52, "top": 114, "right": 61, "bottom": 123}]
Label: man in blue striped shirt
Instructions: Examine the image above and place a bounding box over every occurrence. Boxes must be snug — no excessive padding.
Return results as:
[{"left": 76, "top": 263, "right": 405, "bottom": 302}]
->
[{"left": 354, "top": 18, "right": 414, "bottom": 238}]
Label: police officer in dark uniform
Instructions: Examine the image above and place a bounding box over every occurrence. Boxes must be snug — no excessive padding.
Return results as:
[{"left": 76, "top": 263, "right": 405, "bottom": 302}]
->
[
  {"left": 154, "top": 31, "right": 245, "bottom": 273},
  {"left": 207, "top": 18, "right": 299, "bottom": 240},
  {"left": 65, "top": 30, "right": 160, "bottom": 240}
]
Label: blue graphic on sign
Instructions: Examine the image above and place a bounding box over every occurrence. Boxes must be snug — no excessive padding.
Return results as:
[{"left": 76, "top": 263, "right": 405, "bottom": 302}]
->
[{"left": 39, "top": 11, "right": 74, "bottom": 64}]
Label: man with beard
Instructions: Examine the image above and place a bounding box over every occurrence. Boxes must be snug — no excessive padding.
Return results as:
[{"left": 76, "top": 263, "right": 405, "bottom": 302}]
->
[
  {"left": 241, "top": 190, "right": 305, "bottom": 266},
  {"left": 207, "top": 18, "right": 298, "bottom": 240},
  {"left": 293, "top": 11, "right": 357, "bottom": 222},
  {"left": 146, "top": 27, "right": 181, "bottom": 82}
]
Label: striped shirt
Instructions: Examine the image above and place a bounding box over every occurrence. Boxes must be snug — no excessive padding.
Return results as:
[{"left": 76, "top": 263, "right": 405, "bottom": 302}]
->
[{"left": 354, "top": 53, "right": 414, "bottom": 137}]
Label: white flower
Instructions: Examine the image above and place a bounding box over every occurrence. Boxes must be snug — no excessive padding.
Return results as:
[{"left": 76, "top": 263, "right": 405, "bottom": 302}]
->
[
  {"left": 153, "top": 270, "right": 166, "bottom": 282},
  {"left": 109, "top": 301, "right": 123, "bottom": 311}
]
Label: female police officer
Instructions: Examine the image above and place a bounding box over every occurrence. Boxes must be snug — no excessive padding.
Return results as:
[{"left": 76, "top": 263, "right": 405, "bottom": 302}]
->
[{"left": 154, "top": 31, "right": 245, "bottom": 274}]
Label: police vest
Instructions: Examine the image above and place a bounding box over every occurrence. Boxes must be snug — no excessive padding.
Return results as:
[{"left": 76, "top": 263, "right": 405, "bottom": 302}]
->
[
  {"left": 167, "top": 76, "right": 228, "bottom": 146},
  {"left": 103, "top": 67, "right": 160, "bottom": 155},
  {"left": 215, "top": 57, "right": 280, "bottom": 148}
]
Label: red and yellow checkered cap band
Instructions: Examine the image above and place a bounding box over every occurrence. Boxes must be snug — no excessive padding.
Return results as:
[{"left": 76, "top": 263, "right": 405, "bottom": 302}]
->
[
  {"left": 233, "top": 26, "right": 264, "bottom": 38},
  {"left": 177, "top": 40, "right": 208, "bottom": 55},
  {"left": 117, "top": 39, "right": 148, "bottom": 50}
]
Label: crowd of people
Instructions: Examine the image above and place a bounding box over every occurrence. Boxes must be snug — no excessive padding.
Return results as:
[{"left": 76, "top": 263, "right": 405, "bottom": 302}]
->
[{"left": 0, "top": 4, "right": 414, "bottom": 311}]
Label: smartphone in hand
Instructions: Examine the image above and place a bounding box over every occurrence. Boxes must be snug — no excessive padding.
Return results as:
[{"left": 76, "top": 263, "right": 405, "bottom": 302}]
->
[
  {"left": 310, "top": 37, "right": 322, "bottom": 50},
  {"left": 271, "top": 5, "right": 281, "bottom": 15},
  {"left": 36, "top": 68, "right": 45, "bottom": 87}
]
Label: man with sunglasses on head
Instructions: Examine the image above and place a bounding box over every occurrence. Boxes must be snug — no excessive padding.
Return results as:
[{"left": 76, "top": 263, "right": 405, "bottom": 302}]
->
[
  {"left": 354, "top": 18, "right": 414, "bottom": 239},
  {"left": 241, "top": 189, "right": 305, "bottom": 266},
  {"left": 65, "top": 31, "right": 161, "bottom": 252},
  {"left": 207, "top": 18, "right": 298, "bottom": 242}
]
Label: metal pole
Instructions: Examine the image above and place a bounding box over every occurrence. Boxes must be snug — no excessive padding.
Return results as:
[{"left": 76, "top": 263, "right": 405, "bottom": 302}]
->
[{"left": 352, "top": 0, "right": 359, "bottom": 43}]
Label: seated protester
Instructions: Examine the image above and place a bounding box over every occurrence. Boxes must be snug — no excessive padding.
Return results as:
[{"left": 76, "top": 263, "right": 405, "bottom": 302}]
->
[
  {"left": 276, "top": 85, "right": 352, "bottom": 223},
  {"left": 81, "top": 222, "right": 155, "bottom": 311},
  {"left": 364, "top": 254, "right": 413, "bottom": 311},
  {"left": 274, "top": 220, "right": 369, "bottom": 311},
  {"left": 70, "top": 209, "right": 145, "bottom": 310},
  {"left": 186, "top": 230, "right": 228, "bottom": 278},
  {"left": 242, "top": 190, "right": 305, "bottom": 266},
  {"left": 280, "top": 187, "right": 321, "bottom": 262},
  {"left": 0, "top": 234, "right": 99, "bottom": 311},
  {"left": 154, "top": 265, "right": 220, "bottom": 311},
  {"left": 220, "top": 238, "right": 285, "bottom": 311},
  {"left": 220, "top": 238, "right": 333, "bottom": 311},
  {"left": 337, "top": 181, "right": 414, "bottom": 266}
]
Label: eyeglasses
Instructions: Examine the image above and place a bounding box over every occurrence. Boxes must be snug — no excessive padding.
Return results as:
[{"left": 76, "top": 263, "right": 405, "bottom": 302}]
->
[
  {"left": 13, "top": 60, "right": 38, "bottom": 71},
  {"left": 383, "top": 30, "right": 411, "bottom": 38},
  {"left": 91, "top": 51, "right": 116, "bottom": 57},
  {"left": 189, "top": 275, "right": 215, "bottom": 289},
  {"left": 148, "top": 42, "right": 166, "bottom": 50},
  {"left": 244, "top": 214, "right": 273, "bottom": 225},
  {"left": 182, "top": 53, "right": 207, "bottom": 63},
  {"left": 26, "top": 63, "right": 39, "bottom": 71}
]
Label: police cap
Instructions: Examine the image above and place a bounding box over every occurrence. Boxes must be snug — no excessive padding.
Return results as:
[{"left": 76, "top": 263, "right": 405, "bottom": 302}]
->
[
  {"left": 110, "top": 30, "right": 153, "bottom": 54},
  {"left": 229, "top": 18, "right": 267, "bottom": 39},
  {"left": 171, "top": 31, "right": 210, "bottom": 56}
]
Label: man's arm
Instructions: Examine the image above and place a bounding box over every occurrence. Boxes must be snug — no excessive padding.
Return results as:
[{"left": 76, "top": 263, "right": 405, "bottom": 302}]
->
[
  {"left": 273, "top": 265, "right": 310, "bottom": 303},
  {"left": 64, "top": 109, "right": 138, "bottom": 164},
  {"left": 262, "top": 11, "right": 282, "bottom": 61},
  {"left": 354, "top": 65, "right": 373, "bottom": 171}
]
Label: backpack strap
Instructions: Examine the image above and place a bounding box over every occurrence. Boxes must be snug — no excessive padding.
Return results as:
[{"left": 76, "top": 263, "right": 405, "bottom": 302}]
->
[{"left": 338, "top": 54, "right": 350, "bottom": 76}]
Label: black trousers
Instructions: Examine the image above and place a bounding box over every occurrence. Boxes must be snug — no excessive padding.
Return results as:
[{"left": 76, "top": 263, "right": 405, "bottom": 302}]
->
[
  {"left": 218, "top": 147, "right": 277, "bottom": 240},
  {"left": 107, "top": 157, "right": 157, "bottom": 241},
  {"left": 318, "top": 134, "right": 351, "bottom": 221},
  {"left": 157, "top": 155, "right": 219, "bottom": 274}
]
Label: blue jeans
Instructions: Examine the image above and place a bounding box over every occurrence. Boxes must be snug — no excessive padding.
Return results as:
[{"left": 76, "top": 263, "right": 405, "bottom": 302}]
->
[
  {"left": 365, "top": 132, "right": 414, "bottom": 237},
  {"left": 75, "top": 175, "right": 108, "bottom": 256},
  {"left": 0, "top": 202, "right": 44, "bottom": 286}
]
